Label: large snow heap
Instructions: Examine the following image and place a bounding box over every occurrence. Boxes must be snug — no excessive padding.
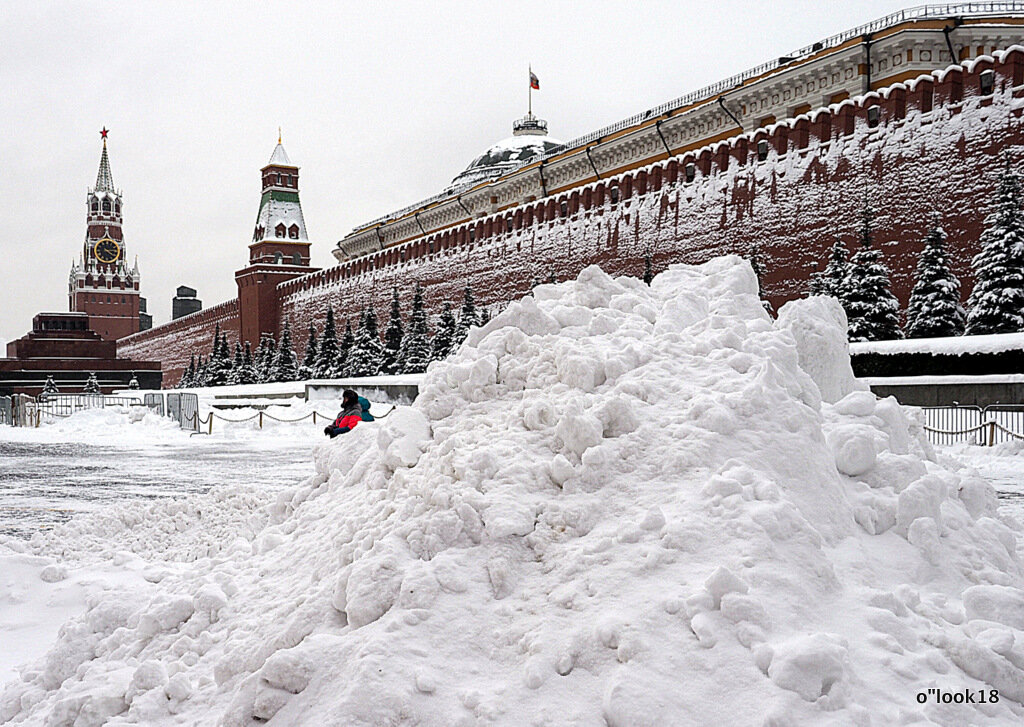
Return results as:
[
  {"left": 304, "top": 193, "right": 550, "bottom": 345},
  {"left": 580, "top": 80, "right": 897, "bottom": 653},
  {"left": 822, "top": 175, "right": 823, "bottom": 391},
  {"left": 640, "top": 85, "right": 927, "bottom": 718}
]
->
[{"left": 4, "top": 257, "right": 1024, "bottom": 726}]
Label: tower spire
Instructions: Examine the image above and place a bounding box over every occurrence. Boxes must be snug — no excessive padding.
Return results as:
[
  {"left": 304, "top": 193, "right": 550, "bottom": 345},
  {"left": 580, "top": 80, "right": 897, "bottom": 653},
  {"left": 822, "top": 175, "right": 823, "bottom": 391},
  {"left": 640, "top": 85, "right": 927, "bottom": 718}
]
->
[{"left": 95, "top": 127, "right": 114, "bottom": 191}]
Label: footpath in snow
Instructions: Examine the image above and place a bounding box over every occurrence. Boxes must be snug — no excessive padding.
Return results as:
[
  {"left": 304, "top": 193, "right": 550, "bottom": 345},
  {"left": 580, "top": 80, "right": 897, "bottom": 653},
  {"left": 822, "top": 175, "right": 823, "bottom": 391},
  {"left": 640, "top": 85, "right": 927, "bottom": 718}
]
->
[{"left": 3, "top": 257, "right": 1024, "bottom": 726}]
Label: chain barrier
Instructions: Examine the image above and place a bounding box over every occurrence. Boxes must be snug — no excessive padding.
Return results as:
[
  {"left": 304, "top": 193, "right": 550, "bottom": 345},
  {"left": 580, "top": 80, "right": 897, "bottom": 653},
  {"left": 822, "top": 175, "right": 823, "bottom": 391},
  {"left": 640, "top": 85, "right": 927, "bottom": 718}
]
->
[{"left": 922, "top": 405, "right": 1024, "bottom": 446}]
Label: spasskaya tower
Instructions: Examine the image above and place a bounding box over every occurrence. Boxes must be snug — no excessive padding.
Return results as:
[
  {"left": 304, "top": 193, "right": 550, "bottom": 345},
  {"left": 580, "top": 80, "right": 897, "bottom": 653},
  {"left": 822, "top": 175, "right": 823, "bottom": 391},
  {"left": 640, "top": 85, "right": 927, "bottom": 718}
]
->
[{"left": 68, "top": 128, "right": 141, "bottom": 340}]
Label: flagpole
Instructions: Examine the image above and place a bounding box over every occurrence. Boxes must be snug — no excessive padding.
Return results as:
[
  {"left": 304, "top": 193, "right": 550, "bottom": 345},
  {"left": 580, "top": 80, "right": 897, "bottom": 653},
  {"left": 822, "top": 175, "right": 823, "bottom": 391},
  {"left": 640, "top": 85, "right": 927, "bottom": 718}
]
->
[{"left": 529, "top": 64, "right": 532, "bottom": 116}]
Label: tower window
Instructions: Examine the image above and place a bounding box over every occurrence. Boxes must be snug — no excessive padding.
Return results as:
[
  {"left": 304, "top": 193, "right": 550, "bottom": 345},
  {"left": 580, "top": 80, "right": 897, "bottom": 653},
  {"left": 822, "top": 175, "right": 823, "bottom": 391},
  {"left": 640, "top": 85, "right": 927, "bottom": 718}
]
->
[
  {"left": 275, "top": 252, "right": 284, "bottom": 264},
  {"left": 756, "top": 140, "right": 769, "bottom": 161},
  {"left": 91, "top": 200, "right": 98, "bottom": 212},
  {"left": 288, "top": 224, "right": 299, "bottom": 239},
  {"left": 560, "top": 200, "right": 568, "bottom": 217},
  {"left": 867, "top": 106, "right": 880, "bottom": 128},
  {"left": 685, "top": 163, "right": 696, "bottom": 183},
  {"left": 102, "top": 199, "right": 111, "bottom": 213},
  {"left": 106, "top": 296, "right": 111, "bottom": 303},
  {"left": 275, "top": 223, "right": 286, "bottom": 238},
  {"left": 292, "top": 253, "right": 301, "bottom": 264},
  {"left": 610, "top": 186, "right": 620, "bottom": 204},
  {"left": 115, "top": 201, "right": 121, "bottom": 215},
  {"left": 276, "top": 173, "right": 282, "bottom": 185},
  {"left": 980, "top": 69, "right": 995, "bottom": 95}
]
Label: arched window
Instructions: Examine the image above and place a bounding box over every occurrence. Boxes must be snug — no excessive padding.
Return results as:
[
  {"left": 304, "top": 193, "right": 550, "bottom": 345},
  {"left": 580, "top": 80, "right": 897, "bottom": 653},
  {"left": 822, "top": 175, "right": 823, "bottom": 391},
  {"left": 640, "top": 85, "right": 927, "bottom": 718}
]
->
[
  {"left": 292, "top": 253, "right": 301, "bottom": 264},
  {"left": 91, "top": 199, "right": 98, "bottom": 213},
  {"left": 288, "top": 224, "right": 299, "bottom": 239},
  {"left": 102, "top": 199, "right": 111, "bottom": 213},
  {"left": 275, "top": 223, "right": 286, "bottom": 238},
  {"left": 275, "top": 252, "right": 284, "bottom": 264},
  {"left": 114, "top": 201, "right": 121, "bottom": 215}
]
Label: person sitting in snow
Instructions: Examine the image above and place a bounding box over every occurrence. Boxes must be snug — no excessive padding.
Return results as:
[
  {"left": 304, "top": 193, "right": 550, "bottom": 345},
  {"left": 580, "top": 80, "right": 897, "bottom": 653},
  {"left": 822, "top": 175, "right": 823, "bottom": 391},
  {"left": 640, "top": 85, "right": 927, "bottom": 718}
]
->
[{"left": 323, "top": 389, "right": 375, "bottom": 438}]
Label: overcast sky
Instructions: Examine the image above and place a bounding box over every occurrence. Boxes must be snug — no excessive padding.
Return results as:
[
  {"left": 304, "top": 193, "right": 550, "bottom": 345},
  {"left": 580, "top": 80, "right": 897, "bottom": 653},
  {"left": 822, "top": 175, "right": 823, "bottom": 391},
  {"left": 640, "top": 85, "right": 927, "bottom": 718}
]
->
[{"left": 0, "top": 0, "right": 911, "bottom": 346}]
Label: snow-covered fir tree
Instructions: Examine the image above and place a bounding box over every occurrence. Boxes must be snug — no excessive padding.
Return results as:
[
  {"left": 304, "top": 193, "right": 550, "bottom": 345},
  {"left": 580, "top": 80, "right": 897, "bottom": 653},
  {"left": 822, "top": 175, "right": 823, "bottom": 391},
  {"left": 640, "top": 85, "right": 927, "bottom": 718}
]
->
[
  {"left": 809, "top": 237, "right": 850, "bottom": 298},
  {"left": 547, "top": 271, "right": 557, "bottom": 284},
  {"left": 906, "top": 219, "right": 966, "bottom": 338},
  {"left": 479, "top": 307, "right": 491, "bottom": 326},
  {"left": 298, "top": 323, "right": 318, "bottom": 380},
  {"left": 235, "top": 342, "right": 257, "bottom": 385},
  {"left": 271, "top": 323, "right": 299, "bottom": 382},
  {"left": 398, "top": 284, "right": 431, "bottom": 373},
  {"left": 255, "top": 333, "right": 277, "bottom": 384},
  {"left": 227, "top": 343, "right": 244, "bottom": 384},
  {"left": 643, "top": 254, "right": 653, "bottom": 285},
  {"left": 128, "top": 373, "right": 140, "bottom": 390},
  {"left": 82, "top": 372, "right": 101, "bottom": 394},
  {"left": 316, "top": 306, "right": 339, "bottom": 378},
  {"left": 338, "top": 320, "right": 355, "bottom": 377},
  {"left": 842, "top": 203, "right": 902, "bottom": 341},
  {"left": 431, "top": 301, "right": 458, "bottom": 361},
  {"left": 42, "top": 376, "right": 59, "bottom": 396},
  {"left": 965, "top": 162, "right": 1024, "bottom": 334},
  {"left": 204, "top": 327, "right": 232, "bottom": 387},
  {"left": 194, "top": 355, "right": 208, "bottom": 388},
  {"left": 179, "top": 355, "right": 196, "bottom": 388},
  {"left": 346, "top": 307, "right": 385, "bottom": 377},
  {"left": 454, "top": 285, "right": 479, "bottom": 344},
  {"left": 383, "top": 288, "right": 405, "bottom": 374}
]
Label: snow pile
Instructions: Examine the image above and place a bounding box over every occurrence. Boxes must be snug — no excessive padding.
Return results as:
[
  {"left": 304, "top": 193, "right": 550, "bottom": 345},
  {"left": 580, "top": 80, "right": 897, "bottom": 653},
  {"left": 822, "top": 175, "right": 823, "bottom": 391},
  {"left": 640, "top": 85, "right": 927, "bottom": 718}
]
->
[
  {"left": 2, "top": 407, "right": 185, "bottom": 444},
  {"left": 4, "top": 257, "right": 1024, "bottom": 726}
]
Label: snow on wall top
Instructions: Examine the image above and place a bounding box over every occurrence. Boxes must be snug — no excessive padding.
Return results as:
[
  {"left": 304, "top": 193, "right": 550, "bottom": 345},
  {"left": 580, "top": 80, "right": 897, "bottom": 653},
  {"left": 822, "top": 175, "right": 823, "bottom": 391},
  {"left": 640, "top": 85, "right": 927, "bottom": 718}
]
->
[
  {"left": 851, "top": 331, "right": 1024, "bottom": 356},
  {"left": 10, "top": 257, "right": 1024, "bottom": 725}
]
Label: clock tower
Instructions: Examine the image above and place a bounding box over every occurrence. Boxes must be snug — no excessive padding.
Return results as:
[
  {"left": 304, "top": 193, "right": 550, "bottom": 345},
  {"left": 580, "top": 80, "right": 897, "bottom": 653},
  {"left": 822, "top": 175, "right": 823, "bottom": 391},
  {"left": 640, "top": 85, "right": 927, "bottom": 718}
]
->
[{"left": 68, "top": 128, "right": 141, "bottom": 340}]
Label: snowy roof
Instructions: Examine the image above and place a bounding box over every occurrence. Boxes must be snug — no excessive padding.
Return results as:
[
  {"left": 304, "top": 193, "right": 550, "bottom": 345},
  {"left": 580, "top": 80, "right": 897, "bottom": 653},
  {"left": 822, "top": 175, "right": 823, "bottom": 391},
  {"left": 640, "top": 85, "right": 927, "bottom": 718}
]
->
[
  {"left": 267, "top": 143, "right": 295, "bottom": 168},
  {"left": 254, "top": 191, "right": 308, "bottom": 242},
  {"left": 451, "top": 131, "right": 562, "bottom": 188},
  {"left": 849, "top": 331, "right": 1024, "bottom": 356}
]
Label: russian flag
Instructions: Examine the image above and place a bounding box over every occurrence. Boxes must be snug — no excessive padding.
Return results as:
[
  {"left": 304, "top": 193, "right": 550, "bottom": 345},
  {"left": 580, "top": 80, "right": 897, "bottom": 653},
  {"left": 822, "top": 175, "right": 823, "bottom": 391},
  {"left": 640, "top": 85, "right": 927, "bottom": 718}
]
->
[{"left": 530, "top": 71, "right": 540, "bottom": 90}]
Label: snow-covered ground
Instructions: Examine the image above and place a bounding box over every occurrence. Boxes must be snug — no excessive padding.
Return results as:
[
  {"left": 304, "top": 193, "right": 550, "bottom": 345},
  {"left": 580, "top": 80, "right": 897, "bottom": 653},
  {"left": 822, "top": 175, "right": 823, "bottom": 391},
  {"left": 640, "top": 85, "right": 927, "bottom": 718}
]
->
[{"left": 3, "top": 258, "right": 1024, "bottom": 725}]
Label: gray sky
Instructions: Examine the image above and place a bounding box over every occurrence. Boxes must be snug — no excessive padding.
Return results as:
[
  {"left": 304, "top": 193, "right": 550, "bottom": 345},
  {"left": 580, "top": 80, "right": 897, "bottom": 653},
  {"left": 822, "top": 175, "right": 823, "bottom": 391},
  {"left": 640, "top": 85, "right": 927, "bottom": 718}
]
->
[{"left": 0, "top": 0, "right": 910, "bottom": 346}]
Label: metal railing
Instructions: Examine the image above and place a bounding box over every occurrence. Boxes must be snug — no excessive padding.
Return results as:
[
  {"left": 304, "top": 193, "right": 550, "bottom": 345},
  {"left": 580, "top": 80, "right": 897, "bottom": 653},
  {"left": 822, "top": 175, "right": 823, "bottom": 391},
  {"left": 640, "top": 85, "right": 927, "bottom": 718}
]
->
[
  {"left": 0, "top": 396, "right": 11, "bottom": 426},
  {"left": 33, "top": 394, "right": 142, "bottom": 421},
  {"left": 923, "top": 404, "right": 1024, "bottom": 445}
]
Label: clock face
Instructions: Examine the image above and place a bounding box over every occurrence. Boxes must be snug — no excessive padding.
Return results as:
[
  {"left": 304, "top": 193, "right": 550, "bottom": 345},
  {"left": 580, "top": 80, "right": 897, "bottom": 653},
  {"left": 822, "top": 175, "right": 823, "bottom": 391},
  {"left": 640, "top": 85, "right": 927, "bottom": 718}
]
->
[{"left": 94, "top": 237, "right": 121, "bottom": 264}]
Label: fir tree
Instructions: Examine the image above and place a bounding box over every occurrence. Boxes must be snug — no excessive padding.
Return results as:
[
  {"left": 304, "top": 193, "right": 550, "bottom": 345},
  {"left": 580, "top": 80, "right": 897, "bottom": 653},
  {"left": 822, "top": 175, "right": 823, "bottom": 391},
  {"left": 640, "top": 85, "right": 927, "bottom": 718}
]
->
[
  {"left": 228, "top": 342, "right": 244, "bottom": 384},
  {"left": 337, "top": 320, "right": 355, "bottom": 377},
  {"left": 128, "top": 373, "right": 140, "bottom": 390},
  {"left": 383, "top": 287, "right": 405, "bottom": 374},
  {"left": 204, "top": 326, "right": 231, "bottom": 387},
  {"left": 431, "top": 302, "right": 458, "bottom": 361},
  {"left": 809, "top": 237, "right": 850, "bottom": 298},
  {"left": 454, "top": 285, "right": 479, "bottom": 344},
  {"left": 42, "top": 375, "right": 59, "bottom": 396},
  {"left": 299, "top": 322, "right": 319, "bottom": 380},
  {"left": 194, "top": 355, "right": 208, "bottom": 388},
  {"left": 643, "top": 253, "right": 653, "bottom": 285},
  {"left": 842, "top": 203, "right": 902, "bottom": 341},
  {"left": 347, "top": 307, "right": 385, "bottom": 377},
  {"left": 236, "top": 342, "right": 257, "bottom": 385},
  {"left": 906, "top": 219, "right": 966, "bottom": 338},
  {"left": 180, "top": 354, "right": 196, "bottom": 388},
  {"left": 398, "top": 284, "right": 432, "bottom": 372},
  {"left": 271, "top": 322, "right": 298, "bottom": 382},
  {"left": 547, "top": 270, "right": 557, "bottom": 284},
  {"left": 479, "top": 307, "right": 491, "bottom": 326},
  {"left": 965, "top": 162, "right": 1024, "bottom": 334},
  {"left": 530, "top": 276, "right": 541, "bottom": 290},
  {"left": 256, "top": 333, "right": 277, "bottom": 383},
  {"left": 316, "top": 306, "right": 339, "bottom": 378},
  {"left": 82, "top": 372, "right": 101, "bottom": 394}
]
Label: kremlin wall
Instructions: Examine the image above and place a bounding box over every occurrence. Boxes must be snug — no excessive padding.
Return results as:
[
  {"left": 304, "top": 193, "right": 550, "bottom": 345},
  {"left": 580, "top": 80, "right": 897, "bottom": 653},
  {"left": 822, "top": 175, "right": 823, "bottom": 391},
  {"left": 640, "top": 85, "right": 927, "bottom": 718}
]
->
[{"left": 117, "top": 5, "right": 1024, "bottom": 386}]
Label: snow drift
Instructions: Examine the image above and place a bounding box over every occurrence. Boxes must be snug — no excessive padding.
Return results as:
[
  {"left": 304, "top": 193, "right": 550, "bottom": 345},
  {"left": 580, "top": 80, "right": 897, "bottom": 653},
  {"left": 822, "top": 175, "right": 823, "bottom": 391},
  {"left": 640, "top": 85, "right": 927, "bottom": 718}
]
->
[{"left": 4, "top": 257, "right": 1024, "bottom": 726}]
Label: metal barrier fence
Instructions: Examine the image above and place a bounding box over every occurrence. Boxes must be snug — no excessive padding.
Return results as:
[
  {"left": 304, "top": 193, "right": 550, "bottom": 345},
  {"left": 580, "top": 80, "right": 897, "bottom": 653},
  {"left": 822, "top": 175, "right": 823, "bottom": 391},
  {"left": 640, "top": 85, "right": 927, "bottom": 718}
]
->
[
  {"left": 33, "top": 394, "right": 142, "bottom": 422},
  {"left": 922, "top": 405, "right": 1024, "bottom": 445},
  {"left": 165, "top": 393, "right": 200, "bottom": 432},
  {"left": 0, "top": 396, "right": 11, "bottom": 426},
  {"left": 144, "top": 393, "right": 164, "bottom": 417}
]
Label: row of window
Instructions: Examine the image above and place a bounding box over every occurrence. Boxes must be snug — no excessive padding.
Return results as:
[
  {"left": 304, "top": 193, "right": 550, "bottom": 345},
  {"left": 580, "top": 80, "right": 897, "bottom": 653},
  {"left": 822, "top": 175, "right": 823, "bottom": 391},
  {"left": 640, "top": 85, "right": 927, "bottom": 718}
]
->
[
  {"left": 90, "top": 199, "right": 120, "bottom": 215},
  {"left": 253, "top": 224, "right": 301, "bottom": 240},
  {"left": 86, "top": 294, "right": 128, "bottom": 303},
  {"left": 263, "top": 173, "right": 297, "bottom": 188}
]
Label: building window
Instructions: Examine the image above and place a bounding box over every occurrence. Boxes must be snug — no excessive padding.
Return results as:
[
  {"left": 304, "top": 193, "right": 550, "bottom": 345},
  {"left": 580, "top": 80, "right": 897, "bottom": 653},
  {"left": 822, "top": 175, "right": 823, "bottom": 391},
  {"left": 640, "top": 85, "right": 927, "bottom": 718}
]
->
[
  {"left": 867, "top": 106, "right": 880, "bottom": 128},
  {"left": 610, "top": 186, "right": 620, "bottom": 204},
  {"left": 102, "top": 199, "right": 111, "bottom": 213},
  {"left": 292, "top": 253, "right": 301, "bottom": 264},
  {"left": 560, "top": 200, "right": 568, "bottom": 217},
  {"left": 121, "top": 296, "right": 126, "bottom": 303},
  {"left": 288, "top": 224, "right": 299, "bottom": 239},
  {"left": 114, "top": 201, "right": 121, "bottom": 215},
  {"left": 685, "top": 164, "right": 696, "bottom": 183},
  {"left": 469, "top": 228, "right": 476, "bottom": 243},
  {"left": 275, "top": 252, "right": 283, "bottom": 264},
  {"left": 276, "top": 173, "right": 282, "bottom": 185},
  {"left": 275, "top": 224, "right": 286, "bottom": 238},
  {"left": 980, "top": 69, "right": 995, "bottom": 95},
  {"left": 106, "top": 296, "right": 111, "bottom": 303},
  {"left": 506, "top": 218, "right": 513, "bottom": 233},
  {"left": 91, "top": 200, "right": 98, "bottom": 212},
  {"left": 756, "top": 140, "right": 769, "bottom": 161}
]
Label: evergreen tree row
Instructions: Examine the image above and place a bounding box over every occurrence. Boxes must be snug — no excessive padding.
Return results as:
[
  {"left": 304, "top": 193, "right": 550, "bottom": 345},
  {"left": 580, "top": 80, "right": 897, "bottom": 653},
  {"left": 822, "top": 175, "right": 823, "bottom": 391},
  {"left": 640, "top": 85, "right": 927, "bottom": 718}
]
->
[
  {"left": 177, "top": 284, "right": 491, "bottom": 388},
  {"left": 806, "top": 162, "right": 1024, "bottom": 341}
]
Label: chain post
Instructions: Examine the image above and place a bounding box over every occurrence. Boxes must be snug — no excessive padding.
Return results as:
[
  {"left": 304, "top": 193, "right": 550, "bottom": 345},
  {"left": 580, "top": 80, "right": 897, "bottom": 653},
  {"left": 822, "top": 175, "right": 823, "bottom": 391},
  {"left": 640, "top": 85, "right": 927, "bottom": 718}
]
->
[
  {"left": 988, "top": 420, "right": 996, "bottom": 447},
  {"left": 208, "top": 414, "right": 213, "bottom": 435},
  {"left": 259, "top": 411, "right": 263, "bottom": 429}
]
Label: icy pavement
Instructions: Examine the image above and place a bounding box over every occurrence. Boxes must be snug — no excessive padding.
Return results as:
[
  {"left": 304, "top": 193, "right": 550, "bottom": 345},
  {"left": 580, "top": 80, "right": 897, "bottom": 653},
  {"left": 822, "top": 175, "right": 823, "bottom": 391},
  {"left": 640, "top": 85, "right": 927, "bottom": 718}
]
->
[
  {"left": 940, "top": 440, "right": 1024, "bottom": 535},
  {"left": 0, "top": 440, "right": 315, "bottom": 540}
]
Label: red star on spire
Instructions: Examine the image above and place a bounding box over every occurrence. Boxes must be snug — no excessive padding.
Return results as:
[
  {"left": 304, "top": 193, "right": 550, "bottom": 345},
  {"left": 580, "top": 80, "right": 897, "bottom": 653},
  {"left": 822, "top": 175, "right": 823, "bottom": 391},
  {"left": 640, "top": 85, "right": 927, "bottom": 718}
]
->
[{"left": 100, "top": 127, "right": 109, "bottom": 140}]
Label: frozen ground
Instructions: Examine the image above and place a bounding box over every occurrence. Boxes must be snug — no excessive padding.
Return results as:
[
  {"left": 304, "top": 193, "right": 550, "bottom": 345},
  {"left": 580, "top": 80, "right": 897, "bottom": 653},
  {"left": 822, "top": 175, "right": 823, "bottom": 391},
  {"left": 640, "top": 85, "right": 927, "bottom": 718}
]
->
[{"left": 3, "top": 259, "right": 1024, "bottom": 725}]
